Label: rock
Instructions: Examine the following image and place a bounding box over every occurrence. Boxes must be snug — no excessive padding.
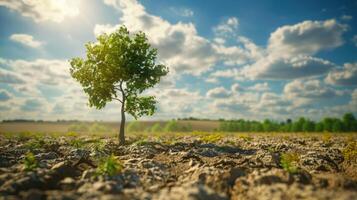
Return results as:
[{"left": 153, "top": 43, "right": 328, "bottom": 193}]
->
[
  {"left": 0, "top": 174, "right": 45, "bottom": 194},
  {"left": 77, "top": 181, "right": 123, "bottom": 194},
  {"left": 51, "top": 161, "right": 77, "bottom": 177},
  {"left": 35, "top": 152, "right": 58, "bottom": 160},
  {"left": 300, "top": 151, "right": 340, "bottom": 172},
  {"left": 81, "top": 169, "right": 97, "bottom": 180},
  {"left": 232, "top": 182, "right": 357, "bottom": 200},
  {"left": 197, "top": 149, "right": 219, "bottom": 157},
  {"left": 20, "top": 189, "right": 46, "bottom": 200},
  {"left": 60, "top": 177, "right": 76, "bottom": 190},
  {"left": 154, "top": 183, "right": 228, "bottom": 200}
]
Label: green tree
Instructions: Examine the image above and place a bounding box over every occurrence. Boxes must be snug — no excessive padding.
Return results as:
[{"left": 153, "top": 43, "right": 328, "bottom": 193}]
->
[
  {"left": 332, "top": 119, "right": 343, "bottom": 132},
  {"left": 70, "top": 26, "right": 168, "bottom": 145},
  {"left": 322, "top": 118, "right": 333, "bottom": 132},
  {"left": 302, "top": 119, "right": 315, "bottom": 132},
  {"left": 315, "top": 122, "right": 324, "bottom": 132},
  {"left": 292, "top": 117, "right": 305, "bottom": 132},
  {"left": 343, "top": 113, "right": 356, "bottom": 132}
]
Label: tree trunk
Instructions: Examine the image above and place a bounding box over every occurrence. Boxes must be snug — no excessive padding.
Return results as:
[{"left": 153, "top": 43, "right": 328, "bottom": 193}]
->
[{"left": 119, "top": 101, "right": 125, "bottom": 145}]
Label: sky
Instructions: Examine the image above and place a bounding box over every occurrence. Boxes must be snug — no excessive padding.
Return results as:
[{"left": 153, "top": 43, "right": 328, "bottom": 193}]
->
[{"left": 0, "top": 0, "right": 357, "bottom": 121}]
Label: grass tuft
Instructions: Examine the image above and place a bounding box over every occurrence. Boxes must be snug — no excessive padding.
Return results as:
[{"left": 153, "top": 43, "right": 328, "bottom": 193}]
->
[
  {"left": 342, "top": 141, "right": 357, "bottom": 164},
  {"left": 96, "top": 154, "right": 124, "bottom": 176},
  {"left": 23, "top": 152, "right": 38, "bottom": 171},
  {"left": 280, "top": 152, "right": 300, "bottom": 173},
  {"left": 200, "top": 134, "right": 223, "bottom": 143}
]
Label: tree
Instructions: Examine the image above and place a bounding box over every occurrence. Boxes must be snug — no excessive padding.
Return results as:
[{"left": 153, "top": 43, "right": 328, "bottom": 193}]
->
[
  {"left": 332, "top": 119, "right": 343, "bottom": 132},
  {"left": 342, "top": 113, "right": 356, "bottom": 132},
  {"left": 302, "top": 119, "right": 315, "bottom": 132},
  {"left": 322, "top": 118, "right": 333, "bottom": 132},
  {"left": 70, "top": 26, "right": 169, "bottom": 145},
  {"left": 292, "top": 117, "right": 305, "bottom": 132}
]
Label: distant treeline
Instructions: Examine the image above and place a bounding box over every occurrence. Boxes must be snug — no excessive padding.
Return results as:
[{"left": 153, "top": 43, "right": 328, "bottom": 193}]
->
[
  {"left": 219, "top": 113, "right": 357, "bottom": 132},
  {"left": 2, "top": 119, "right": 80, "bottom": 123},
  {"left": 127, "top": 120, "right": 193, "bottom": 132},
  {"left": 177, "top": 117, "right": 215, "bottom": 121}
]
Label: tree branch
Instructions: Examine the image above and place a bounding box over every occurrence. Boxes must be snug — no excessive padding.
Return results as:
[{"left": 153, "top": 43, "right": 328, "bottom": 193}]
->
[{"left": 113, "top": 97, "right": 123, "bottom": 103}]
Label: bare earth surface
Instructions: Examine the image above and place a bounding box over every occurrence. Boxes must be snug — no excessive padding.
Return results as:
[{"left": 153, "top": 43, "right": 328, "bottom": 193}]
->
[{"left": 0, "top": 133, "right": 356, "bottom": 200}]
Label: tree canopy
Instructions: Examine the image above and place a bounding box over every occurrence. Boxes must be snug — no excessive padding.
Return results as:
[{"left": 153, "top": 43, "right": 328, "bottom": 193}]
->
[{"left": 70, "top": 26, "right": 168, "bottom": 144}]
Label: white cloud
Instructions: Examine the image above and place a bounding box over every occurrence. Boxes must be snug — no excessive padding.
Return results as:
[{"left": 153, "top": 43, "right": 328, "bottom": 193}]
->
[
  {"left": 0, "top": 0, "right": 81, "bottom": 23},
  {"left": 239, "top": 19, "right": 346, "bottom": 81},
  {"left": 169, "top": 7, "right": 194, "bottom": 17},
  {"left": 341, "top": 15, "right": 353, "bottom": 21},
  {"left": 97, "top": 0, "right": 218, "bottom": 76},
  {"left": 231, "top": 83, "right": 243, "bottom": 93},
  {"left": 212, "top": 42, "right": 260, "bottom": 66},
  {"left": 213, "top": 17, "right": 239, "bottom": 37},
  {"left": 209, "top": 68, "right": 244, "bottom": 80},
  {"left": 325, "top": 62, "right": 357, "bottom": 86},
  {"left": 268, "top": 19, "right": 348, "bottom": 58},
  {"left": 3, "top": 58, "right": 72, "bottom": 86},
  {"left": 0, "top": 68, "right": 26, "bottom": 84},
  {"left": 248, "top": 82, "right": 270, "bottom": 92},
  {"left": 10, "top": 33, "right": 43, "bottom": 48},
  {"left": 148, "top": 88, "right": 203, "bottom": 118},
  {"left": 207, "top": 87, "right": 231, "bottom": 98},
  {"left": 353, "top": 35, "right": 357, "bottom": 47},
  {"left": 243, "top": 55, "right": 335, "bottom": 80},
  {"left": 0, "top": 89, "right": 11, "bottom": 101},
  {"left": 284, "top": 79, "right": 341, "bottom": 100}
]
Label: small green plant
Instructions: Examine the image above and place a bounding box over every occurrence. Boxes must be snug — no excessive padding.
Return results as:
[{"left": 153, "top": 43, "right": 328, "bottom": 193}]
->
[
  {"left": 66, "top": 131, "right": 79, "bottom": 137},
  {"left": 24, "top": 138, "right": 45, "bottom": 151},
  {"left": 68, "top": 123, "right": 88, "bottom": 132},
  {"left": 134, "top": 138, "right": 150, "bottom": 146},
  {"left": 23, "top": 152, "right": 38, "bottom": 171},
  {"left": 96, "top": 154, "right": 124, "bottom": 176},
  {"left": 90, "top": 139, "right": 106, "bottom": 152},
  {"left": 150, "top": 123, "right": 163, "bottom": 132},
  {"left": 322, "top": 133, "right": 332, "bottom": 143},
  {"left": 280, "top": 152, "right": 300, "bottom": 173},
  {"left": 127, "top": 121, "right": 144, "bottom": 132},
  {"left": 69, "top": 139, "right": 86, "bottom": 148},
  {"left": 342, "top": 141, "right": 357, "bottom": 163},
  {"left": 200, "top": 134, "right": 223, "bottom": 143},
  {"left": 224, "top": 140, "right": 236, "bottom": 146},
  {"left": 239, "top": 135, "right": 253, "bottom": 142}
]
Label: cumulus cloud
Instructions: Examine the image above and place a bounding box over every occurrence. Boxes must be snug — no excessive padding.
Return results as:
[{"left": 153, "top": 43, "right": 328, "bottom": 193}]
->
[
  {"left": 243, "top": 55, "right": 335, "bottom": 80},
  {"left": 2, "top": 58, "right": 72, "bottom": 86},
  {"left": 231, "top": 83, "right": 243, "bottom": 93},
  {"left": 169, "top": 7, "right": 194, "bottom": 17},
  {"left": 237, "top": 19, "right": 347, "bottom": 81},
  {"left": 284, "top": 79, "right": 341, "bottom": 100},
  {"left": 353, "top": 35, "right": 357, "bottom": 47},
  {"left": 268, "top": 19, "right": 348, "bottom": 58},
  {"left": 0, "top": 90, "right": 11, "bottom": 101},
  {"left": 0, "top": 68, "right": 26, "bottom": 84},
  {"left": 209, "top": 68, "right": 244, "bottom": 81},
  {"left": 96, "top": 0, "right": 218, "bottom": 76},
  {"left": 0, "top": 0, "right": 80, "bottom": 23},
  {"left": 207, "top": 87, "right": 231, "bottom": 98},
  {"left": 213, "top": 17, "right": 239, "bottom": 37},
  {"left": 212, "top": 38, "right": 263, "bottom": 66},
  {"left": 10, "top": 33, "right": 43, "bottom": 48},
  {"left": 248, "top": 82, "right": 270, "bottom": 92},
  {"left": 325, "top": 63, "right": 357, "bottom": 86},
  {"left": 21, "top": 99, "right": 44, "bottom": 112},
  {"left": 148, "top": 88, "right": 203, "bottom": 118},
  {"left": 341, "top": 15, "right": 352, "bottom": 21}
]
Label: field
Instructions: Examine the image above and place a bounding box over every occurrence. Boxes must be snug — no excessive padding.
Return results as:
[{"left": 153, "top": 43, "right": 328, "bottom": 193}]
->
[{"left": 0, "top": 122, "right": 357, "bottom": 200}]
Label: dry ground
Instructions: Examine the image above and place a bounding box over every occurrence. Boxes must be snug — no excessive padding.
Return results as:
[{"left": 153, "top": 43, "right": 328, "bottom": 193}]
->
[{"left": 0, "top": 127, "right": 356, "bottom": 199}]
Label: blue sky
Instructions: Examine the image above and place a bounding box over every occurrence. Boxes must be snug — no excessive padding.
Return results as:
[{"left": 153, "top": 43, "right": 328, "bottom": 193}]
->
[{"left": 0, "top": 0, "right": 356, "bottom": 121}]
